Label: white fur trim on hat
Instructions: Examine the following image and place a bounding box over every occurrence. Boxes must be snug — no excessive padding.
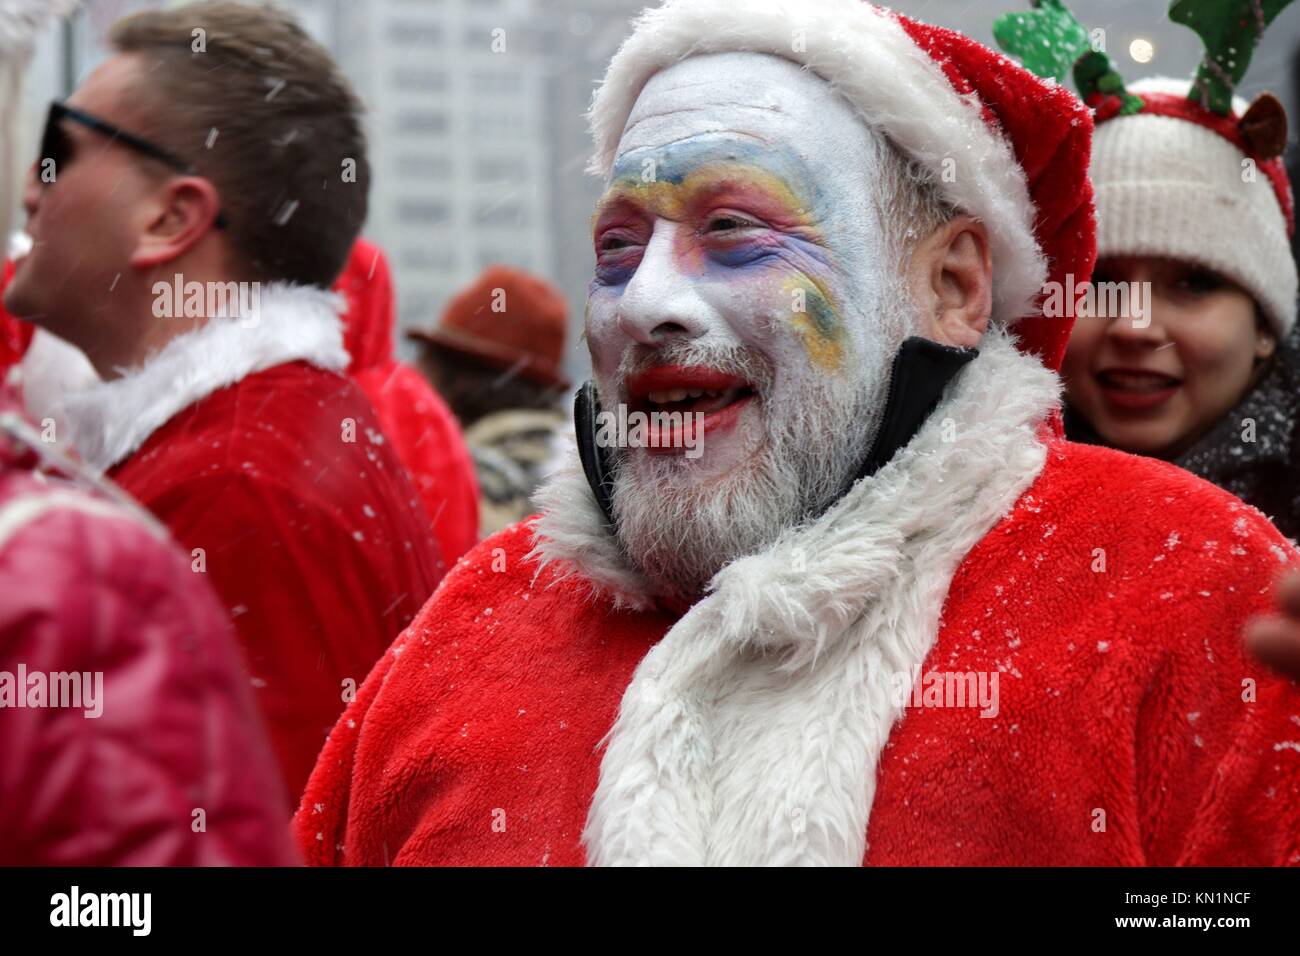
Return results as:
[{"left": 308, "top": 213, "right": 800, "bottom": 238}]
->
[
  {"left": 587, "top": 0, "right": 1046, "bottom": 328},
  {"left": 1091, "top": 77, "right": 1297, "bottom": 336}
]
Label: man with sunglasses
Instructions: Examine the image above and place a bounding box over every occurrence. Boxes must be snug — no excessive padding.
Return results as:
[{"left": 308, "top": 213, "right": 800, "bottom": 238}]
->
[
  {"left": 3, "top": 1, "right": 444, "bottom": 807},
  {"left": 39, "top": 100, "right": 230, "bottom": 224},
  {"left": 0, "top": 0, "right": 295, "bottom": 864}
]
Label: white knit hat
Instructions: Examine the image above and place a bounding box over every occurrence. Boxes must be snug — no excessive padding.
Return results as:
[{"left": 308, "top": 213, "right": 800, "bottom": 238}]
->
[{"left": 1090, "top": 77, "right": 1297, "bottom": 337}]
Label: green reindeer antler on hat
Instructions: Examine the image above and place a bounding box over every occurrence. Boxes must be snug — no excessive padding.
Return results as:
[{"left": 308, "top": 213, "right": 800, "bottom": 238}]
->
[
  {"left": 1170, "top": 0, "right": 1297, "bottom": 114},
  {"left": 992, "top": 0, "right": 1088, "bottom": 80},
  {"left": 993, "top": 0, "right": 1143, "bottom": 114}
]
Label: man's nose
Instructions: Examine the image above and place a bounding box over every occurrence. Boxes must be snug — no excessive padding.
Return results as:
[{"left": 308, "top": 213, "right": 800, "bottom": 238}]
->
[
  {"left": 615, "top": 220, "right": 710, "bottom": 346},
  {"left": 20, "top": 163, "right": 41, "bottom": 222}
]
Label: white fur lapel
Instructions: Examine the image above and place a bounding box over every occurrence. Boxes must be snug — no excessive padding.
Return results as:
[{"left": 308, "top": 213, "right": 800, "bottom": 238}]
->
[
  {"left": 530, "top": 330, "right": 1059, "bottom": 865},
  {"left": 58, "top": 282, "right": 349, "bottom": 473}
]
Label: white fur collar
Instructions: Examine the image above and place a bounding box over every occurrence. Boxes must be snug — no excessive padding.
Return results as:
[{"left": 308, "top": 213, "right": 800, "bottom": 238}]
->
[
  {"left": 529, "top": 330, "right": 1060, "bottom": 865},
  {"left": 58, "top": 283, "right": 349, "bottom": 473}
]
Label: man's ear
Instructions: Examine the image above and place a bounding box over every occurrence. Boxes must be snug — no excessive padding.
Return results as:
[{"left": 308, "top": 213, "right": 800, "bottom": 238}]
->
[
  {"left": 128, "top": 176, "right": 223, "bottom": 269},
  {"left": 905, "top": 215, "right": 993, "bottom": 349}
]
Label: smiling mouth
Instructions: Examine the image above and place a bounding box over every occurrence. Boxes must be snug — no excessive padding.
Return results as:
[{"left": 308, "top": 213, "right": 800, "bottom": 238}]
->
[
  {"left": 622, "top": 365, "right": 758, "bottom": 455},
  {"left": 1095, "top": 369, "right": 1183, "bottom": 393},
  {"left": 625, "top": 366, "right": 757, "bottom": 417}
]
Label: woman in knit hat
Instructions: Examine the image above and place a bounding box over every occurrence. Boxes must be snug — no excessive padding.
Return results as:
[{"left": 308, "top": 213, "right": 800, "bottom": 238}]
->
[{"left": 1060, "top": 77, "right": 1300, "bottom": 539}]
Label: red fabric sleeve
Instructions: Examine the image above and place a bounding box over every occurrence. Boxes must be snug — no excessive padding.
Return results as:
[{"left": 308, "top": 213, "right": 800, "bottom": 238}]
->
[
  {"left": 1173, "top": 673, "right": 1300, "bottom": 865},
  {"left": 354, "top": 360, "right": 480, "bottom": 563},
  {"left": 0, "top": 498, "right": 296, "bottom": 865},
  {"left": 149, "top": 469, "right": 429, "bottom": 809},
  {"left": 293, "top": 639, "right": 399, "bottom": 865},
  {"left": 292, "top": 524, "right": 531, "bottom": 866},
  {"left": 1131, "top": 504, "right": 1300, "bottom": 865},
  {"left": 0, "top": 260, "right": 34, "bottom": 379}
]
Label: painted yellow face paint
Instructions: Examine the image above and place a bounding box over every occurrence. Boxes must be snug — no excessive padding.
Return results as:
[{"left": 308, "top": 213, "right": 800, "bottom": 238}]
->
[
  {"left": 593, "top": 157, "right": 844, "bottom": 368},
  {"left": 593, "top": 161, "right": 816, "bottom": 231},
  {"left": 783, "top": 274, "right": 845, "bottom": 369}
]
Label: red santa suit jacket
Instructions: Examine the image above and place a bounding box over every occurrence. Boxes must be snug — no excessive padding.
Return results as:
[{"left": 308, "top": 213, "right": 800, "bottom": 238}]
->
[
  {"left": 0, "top": 388, "right": 295, "bottom": 865},
  {"left": 57, "top": 284, "right": 443, "bottom": 807},
  {"left": 0, "top": 259, "right": 33, "bottom": 379},
  {"left": 295, "top": 327, "right": 1300, "bottom": 866},
  {"left": 334, "top": 239, "right": 479, "bottom": 563}
]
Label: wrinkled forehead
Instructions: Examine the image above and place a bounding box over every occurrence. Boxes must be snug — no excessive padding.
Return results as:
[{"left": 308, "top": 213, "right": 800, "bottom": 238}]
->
[{"left": 612, "top": 52, "right": 876, "bottom": 184}]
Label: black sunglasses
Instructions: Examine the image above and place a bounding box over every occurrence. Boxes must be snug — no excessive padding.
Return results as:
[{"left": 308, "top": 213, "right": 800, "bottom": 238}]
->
[{"left": 40, "top": 101, "right": 228, "bottom": 229}]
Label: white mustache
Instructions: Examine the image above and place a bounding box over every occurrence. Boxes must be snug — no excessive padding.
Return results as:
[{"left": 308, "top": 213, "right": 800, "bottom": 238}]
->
[{"left": 612, "top": 342, "right": 773, "bottom": 398}]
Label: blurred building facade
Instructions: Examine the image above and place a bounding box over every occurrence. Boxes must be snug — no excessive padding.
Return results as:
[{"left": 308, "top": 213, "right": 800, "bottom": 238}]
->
[{"left": 334, "top": 0, "right": 556, "bottom": 359}]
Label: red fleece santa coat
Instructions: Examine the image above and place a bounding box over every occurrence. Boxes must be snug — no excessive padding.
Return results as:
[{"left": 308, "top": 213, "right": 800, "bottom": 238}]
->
[
  {"left": 296, "top": 328, "right": 1300, "bottom": 866},
  {"left": 0, "top": 387, "right": 296, "bottom": 865},
  {"left": 0, "top": 260, "right": 32, "bottom": 379},
  {"left": 58, "top": 284, "right": 443, "bottom": 807},
  {"left": 294, "top": 2, "right": 1300, "bottom": 865},
  {"left": 334, "top": 239, "right": 480, "bottom": 564}
]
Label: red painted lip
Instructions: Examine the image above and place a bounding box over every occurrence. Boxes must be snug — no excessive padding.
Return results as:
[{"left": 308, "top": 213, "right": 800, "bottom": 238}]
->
[
  {"left": 625, "top": 365, "right": 749, "bottom": 398},
  {"left": 643, "top": 394, "right": 755, "bottom": 455},
  {"left": 624, "top": 365, "right": 755, "bottom": 456},
  {"left": 1096, "top": 367, "right": 1182, "bottom": 412}
]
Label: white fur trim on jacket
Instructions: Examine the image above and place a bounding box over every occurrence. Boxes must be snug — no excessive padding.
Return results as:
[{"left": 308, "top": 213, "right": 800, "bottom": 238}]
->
[
  {"left": 587, "top": 0, "right": 1046, "bottom": 328},
  {"left": 16, "top": 329, "right": 99, "bottom": 456},
  {"left": 530, "top": 329, "right": 1059, "bottom": 865},
  {"left": 58, "top": 282, "right": 350, "bottom": 473}
]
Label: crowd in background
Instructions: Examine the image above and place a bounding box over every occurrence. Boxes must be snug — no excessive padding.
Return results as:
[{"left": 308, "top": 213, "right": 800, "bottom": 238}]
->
[{"left": 0, "top": 0, "right": 1298, "bottom": 866}]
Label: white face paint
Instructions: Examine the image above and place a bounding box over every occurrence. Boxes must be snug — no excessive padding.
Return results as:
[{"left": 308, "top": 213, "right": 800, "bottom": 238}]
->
[{"left": 586, "top": 51, "right": 920, "bottom": 600}]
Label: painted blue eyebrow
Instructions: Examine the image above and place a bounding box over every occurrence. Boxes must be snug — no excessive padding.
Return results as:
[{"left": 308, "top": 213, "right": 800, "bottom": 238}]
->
[{"left": 608, "top": 135, "right": 822, "bottom": 210}]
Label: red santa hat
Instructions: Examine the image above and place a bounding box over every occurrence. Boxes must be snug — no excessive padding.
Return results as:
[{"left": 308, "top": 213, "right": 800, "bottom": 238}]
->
[
  {"left": 1090, "top": 77, "right": 1297, "bottom": 338},
  {"left": 333, "top": 237, "right": 396, "bottom": 375},
  {"left": 586, "top": 0, "right": 1096, "bottom": 372}
]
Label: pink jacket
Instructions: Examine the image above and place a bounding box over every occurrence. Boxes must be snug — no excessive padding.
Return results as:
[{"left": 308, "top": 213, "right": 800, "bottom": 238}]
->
[{"left": 0, "top": 392, "right": 296, "bottom": 865}]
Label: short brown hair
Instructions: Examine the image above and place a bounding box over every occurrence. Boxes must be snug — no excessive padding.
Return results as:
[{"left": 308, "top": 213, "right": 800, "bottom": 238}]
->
[{"left": 110, "top": 1, "right": 369, "bottom": 287}]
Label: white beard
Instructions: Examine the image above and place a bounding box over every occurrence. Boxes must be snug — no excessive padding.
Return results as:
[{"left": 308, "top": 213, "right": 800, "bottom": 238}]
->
[{"left": 608, "top": 286, "right": 920, "bottom": 602}]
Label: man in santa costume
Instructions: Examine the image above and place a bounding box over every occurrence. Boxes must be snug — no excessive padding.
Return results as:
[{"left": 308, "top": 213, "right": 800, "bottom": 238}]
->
[
  {"left": 3, "top": 2, "right": 442, "bottom": 805},
  {"left": 0, "top": 0, "right": 296, "bottom": 866},
  {"left": 298, "top": 0, "right": 1300, "bottom": 866}
]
